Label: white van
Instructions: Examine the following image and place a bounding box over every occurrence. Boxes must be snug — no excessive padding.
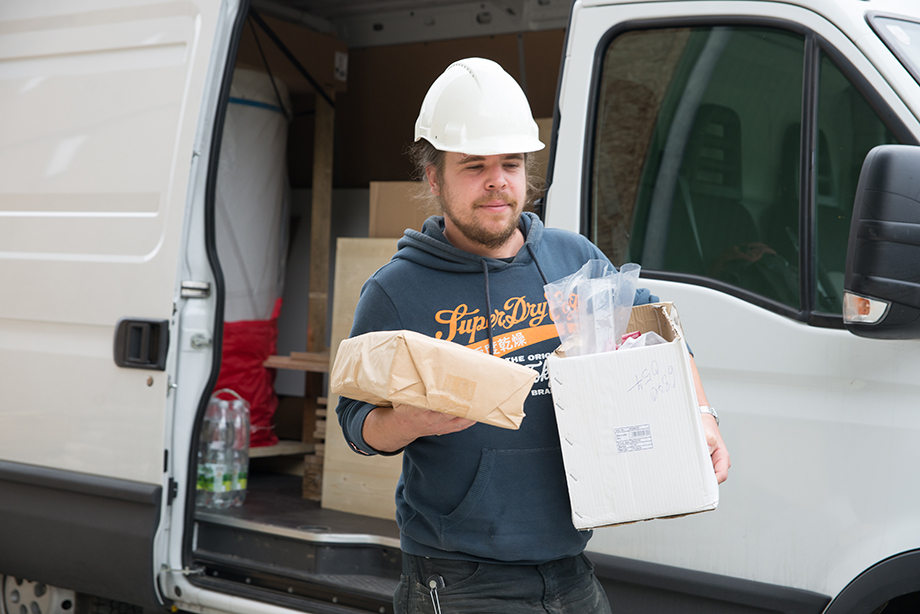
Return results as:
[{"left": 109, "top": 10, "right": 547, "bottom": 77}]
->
[{"left": 2, "top": 1, "right": 920, "bottom": 614}]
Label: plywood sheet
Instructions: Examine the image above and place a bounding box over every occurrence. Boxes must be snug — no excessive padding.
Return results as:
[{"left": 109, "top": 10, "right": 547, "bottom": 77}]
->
[
  {"left": 321, "top": 238, "right": 403, "bottom": 519},
  {"left": 308, "top": 91, "right": 335, "bottom": 352}
]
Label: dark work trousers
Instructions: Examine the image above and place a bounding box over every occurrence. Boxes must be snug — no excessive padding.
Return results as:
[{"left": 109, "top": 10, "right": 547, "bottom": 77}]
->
[{"left": 395, "top": 552, "right": 613, "bottom": 614}]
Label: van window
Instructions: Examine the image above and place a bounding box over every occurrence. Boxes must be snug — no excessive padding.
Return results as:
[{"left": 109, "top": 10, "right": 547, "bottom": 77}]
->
[
  {"left": 814, "top": 51, "right": 898, "bottom": 314},
  {"left": 872, "top": 16, "right": 920, "bottom": 85},
  {"left": 590, "top": 24, "right": 903, "bottom": 318},
  {"left": 591, "top": 25, "right": 805, "bottom": 309}
]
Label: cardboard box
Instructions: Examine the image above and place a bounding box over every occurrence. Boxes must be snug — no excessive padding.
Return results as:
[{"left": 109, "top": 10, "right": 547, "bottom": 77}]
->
[
  {"left": 546, "top": 303, "right": 718, "bottom": 529},
  {"left": 368, "top": 181, "right": 431, "bottom": 238}
]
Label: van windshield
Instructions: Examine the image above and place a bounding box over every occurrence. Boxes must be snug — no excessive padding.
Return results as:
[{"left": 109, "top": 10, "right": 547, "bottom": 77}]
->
[{"left": 872, "top": 15, "right": 920, "bottom": 85}]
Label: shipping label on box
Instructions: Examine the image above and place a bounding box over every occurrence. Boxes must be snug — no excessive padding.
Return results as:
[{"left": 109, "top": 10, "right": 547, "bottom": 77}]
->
[{"left": 546, "top": 302, "right": 718, "bottom": 530}]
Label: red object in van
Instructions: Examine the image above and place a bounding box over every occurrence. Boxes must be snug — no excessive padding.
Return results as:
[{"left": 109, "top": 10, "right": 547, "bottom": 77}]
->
[{"left": 214, "top": 298, "right": 281, "bottom": 447}]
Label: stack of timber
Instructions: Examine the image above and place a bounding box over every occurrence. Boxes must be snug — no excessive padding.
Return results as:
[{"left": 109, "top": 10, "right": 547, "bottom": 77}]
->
[{"left": 302, "top": 380, "right": 326, "bottom": 501}]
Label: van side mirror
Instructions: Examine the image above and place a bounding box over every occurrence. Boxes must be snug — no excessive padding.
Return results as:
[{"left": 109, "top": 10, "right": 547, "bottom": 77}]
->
[{"left": 844, "top": 144, "right": 920, "bottom": 339}]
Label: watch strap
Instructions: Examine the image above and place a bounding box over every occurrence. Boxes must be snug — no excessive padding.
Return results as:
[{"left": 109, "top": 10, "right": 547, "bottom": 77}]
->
[{"left": 699, "top": 405, "right": 719, "bottom": 426}]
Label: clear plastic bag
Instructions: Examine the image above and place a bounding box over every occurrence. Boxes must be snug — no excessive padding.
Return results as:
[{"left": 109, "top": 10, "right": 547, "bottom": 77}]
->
[{"left": 544, "top": 260, "right": 641, "bottom": 356}]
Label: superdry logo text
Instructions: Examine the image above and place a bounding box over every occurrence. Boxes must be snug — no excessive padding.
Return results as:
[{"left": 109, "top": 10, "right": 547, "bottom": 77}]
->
[
  {"left": 434, "top": 296, "right": 550, "bottom": 344},
  {"left": 426, "top": 296, "right": 558, "bottom": 358}
]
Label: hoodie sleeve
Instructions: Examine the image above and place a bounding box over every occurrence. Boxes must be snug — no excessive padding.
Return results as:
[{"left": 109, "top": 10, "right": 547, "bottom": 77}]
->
[
  {"left": 633, "top": 286, "right": 660, "bottom": 306},
  {"left": 335, "top": 277, "right": 405, "bottom": 457}
]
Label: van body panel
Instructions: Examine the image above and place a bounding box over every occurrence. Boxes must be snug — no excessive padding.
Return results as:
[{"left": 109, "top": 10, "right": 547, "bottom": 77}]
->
[
  {"left": 588, "top": 551, "right": 832, "bottom": 614},
  {"left": 584, "top": 279, "right": 920, "bottom": 598},
  {"left": 0, "top": 460, "right": 162, "bottom": 608},
  {"left": 0, "top": 1, "right": 223, "bottom": 485},
  {"left": 545, "top": 0, "right": 920, "bottom": 604}
]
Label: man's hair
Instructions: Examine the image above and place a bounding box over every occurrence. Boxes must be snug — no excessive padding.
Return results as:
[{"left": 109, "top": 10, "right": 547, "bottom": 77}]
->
[{"left": 406, "top": 139, "right": 543, "bottom": 213}]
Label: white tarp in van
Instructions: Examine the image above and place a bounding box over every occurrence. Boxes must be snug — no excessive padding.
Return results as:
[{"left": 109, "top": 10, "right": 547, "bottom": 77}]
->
[{"left": 215, "top": 67, "right": 290, "bottom": 322}]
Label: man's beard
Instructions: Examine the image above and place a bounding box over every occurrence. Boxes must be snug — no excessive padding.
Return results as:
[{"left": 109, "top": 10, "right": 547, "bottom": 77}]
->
[{"left": 440, "top": 192, "right": 522, "bottom": 250}]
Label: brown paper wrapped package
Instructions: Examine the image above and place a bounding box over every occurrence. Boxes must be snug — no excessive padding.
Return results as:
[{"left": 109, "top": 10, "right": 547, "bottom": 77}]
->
[{"left": 330, "top": 330, "right": 537, "bottom": 429}]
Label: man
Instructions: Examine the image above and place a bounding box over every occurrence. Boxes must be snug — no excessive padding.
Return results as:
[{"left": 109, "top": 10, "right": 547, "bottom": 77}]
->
[{"left": 337, "top": 57, "right": 730, "bottom": 613}]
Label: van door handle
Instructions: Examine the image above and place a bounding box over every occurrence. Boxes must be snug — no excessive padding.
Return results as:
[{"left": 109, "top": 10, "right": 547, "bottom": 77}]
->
[{"left": 114, "top": 318, "right": 169, "bottom": 370}]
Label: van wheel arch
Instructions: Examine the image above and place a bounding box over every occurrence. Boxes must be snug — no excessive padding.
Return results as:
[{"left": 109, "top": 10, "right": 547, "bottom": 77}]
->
[{"left": 823, "top": 550, "right": 920, "bottom": 614}]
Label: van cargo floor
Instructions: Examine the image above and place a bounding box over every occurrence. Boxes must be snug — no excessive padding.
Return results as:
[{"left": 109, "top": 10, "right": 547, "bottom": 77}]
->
[
  {"left": 192, "top": 473, "right": 401, "bottom": 613},
  {"left": 197, "top": 472, "right": 400, "bottom": 540}
]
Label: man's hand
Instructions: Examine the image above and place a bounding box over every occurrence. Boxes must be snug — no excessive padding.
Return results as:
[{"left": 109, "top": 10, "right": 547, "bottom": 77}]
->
[
  {"left": 363, "top": 403, "right": 476, "bottom": 453},
  {"left": 689, "top": 356, "right": 730, "bottom": 483},
  {"left": 701, "top": 413, "right": 730, "bottom": 484}
]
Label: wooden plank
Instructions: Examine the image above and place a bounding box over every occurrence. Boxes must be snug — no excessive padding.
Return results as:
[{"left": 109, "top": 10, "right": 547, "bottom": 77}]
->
[
  {"left": 290, "top": 351, "right": 331, "bottom": 362},
  {"left": 263, "top": 354, "right": 330, "bottom": 372},
  {"left": 250, "top": 440, "right": 314, "bottom": 458},
  {"left": 308, "top": 87, "right": 335, "bottom": 354},
  {"left": 321, "top": 238, "right": 402, "bottom": 519},
  {"left": 302, "top": 454, "right": 324, "bottom": 501}
]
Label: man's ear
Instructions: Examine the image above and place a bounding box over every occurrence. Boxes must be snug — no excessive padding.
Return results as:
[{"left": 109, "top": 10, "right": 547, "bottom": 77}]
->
[{"left": 425, "top": 164, "right": 440, "bottom": 195}]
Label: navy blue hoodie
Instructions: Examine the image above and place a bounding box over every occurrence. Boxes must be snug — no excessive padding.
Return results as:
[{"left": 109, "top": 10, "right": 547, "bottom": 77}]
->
[{"left": 336, "top": 212, "right": 656, "bottom": 564}]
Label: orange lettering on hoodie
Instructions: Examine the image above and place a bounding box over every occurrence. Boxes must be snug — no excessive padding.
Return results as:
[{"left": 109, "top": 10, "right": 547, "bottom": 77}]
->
[
  {"left": 436, "top": 297, "right": 551, "bottom": 344},
  {"left": 435, "top": 304, "right": 478, "bottom": 342}
]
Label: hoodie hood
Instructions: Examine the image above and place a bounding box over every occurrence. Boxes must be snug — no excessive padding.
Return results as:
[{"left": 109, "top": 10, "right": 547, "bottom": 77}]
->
[{"left": 394, "top": 211, "right": 543, "bottom": 273}]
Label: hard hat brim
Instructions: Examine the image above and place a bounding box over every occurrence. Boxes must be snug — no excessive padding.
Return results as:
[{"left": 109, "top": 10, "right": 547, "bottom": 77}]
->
[{"left": 415, "top": 134, "right": 545, "bottom": 156}]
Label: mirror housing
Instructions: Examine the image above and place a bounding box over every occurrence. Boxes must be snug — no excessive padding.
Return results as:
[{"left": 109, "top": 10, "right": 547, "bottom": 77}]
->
[{"left": 844, "top": 144, "right": 920, "bottom": 339}]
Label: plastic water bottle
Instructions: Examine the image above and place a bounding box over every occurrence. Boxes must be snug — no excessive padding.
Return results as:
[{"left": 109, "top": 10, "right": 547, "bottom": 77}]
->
[
  {"left": 196, "top": 389, "right": 251, "bottom": 509},
  {"left": 229, "top": 395, "right": 251, "bottom": 507},
  {"left": 196, "top": 396, "right": 234, "bottom": 510}
]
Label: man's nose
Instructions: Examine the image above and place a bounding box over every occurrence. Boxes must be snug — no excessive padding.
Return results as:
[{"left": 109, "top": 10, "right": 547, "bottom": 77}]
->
[{"left": 484, "top": 165, "right": 508, "bottom": 190}]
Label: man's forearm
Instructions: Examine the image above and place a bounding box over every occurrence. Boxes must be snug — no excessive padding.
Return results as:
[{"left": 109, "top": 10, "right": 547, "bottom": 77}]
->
[
  {"left": 690, "top": 356, "right": 709, "bottom": 406},
  {"left": 362, "top": 406, "right": 417, "bottom": 453},
  {"left": 363, "top": 404, "right": 477, "bottom": 453}
]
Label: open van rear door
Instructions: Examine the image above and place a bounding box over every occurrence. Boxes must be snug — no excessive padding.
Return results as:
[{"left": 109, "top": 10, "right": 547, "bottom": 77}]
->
[{"left": 0, "top": 1, "right": 227, "bottom": 607}]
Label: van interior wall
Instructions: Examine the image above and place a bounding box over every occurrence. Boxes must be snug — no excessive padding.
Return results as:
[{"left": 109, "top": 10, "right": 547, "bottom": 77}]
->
[
  {"left": 331, "top": 29, "right": 566, "bottom": 187},
  {"left": 233, "top": 15, "right": 565, "bottom": 422}
]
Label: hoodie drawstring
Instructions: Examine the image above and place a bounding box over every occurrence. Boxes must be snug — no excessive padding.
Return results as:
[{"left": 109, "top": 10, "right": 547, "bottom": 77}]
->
[
  {"left": 481, "top": 259, "right": 496, "bottom": 356},
  {"left": 480, "top": 244, "right": 550, "bottom": 356},
  {"left": 526, "top": 242, "right": 549, "bottom": 286}
]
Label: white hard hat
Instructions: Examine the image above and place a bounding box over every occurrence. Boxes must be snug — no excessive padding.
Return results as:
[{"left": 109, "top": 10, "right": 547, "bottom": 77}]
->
[{"left": 414, "top": 57, "right": 545, "bottom": 156}]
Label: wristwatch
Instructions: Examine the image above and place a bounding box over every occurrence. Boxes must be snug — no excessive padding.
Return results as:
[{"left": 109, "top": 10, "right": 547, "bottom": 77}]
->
[{"left": 699, "top": 405, "right": 719, "bottom": 426}]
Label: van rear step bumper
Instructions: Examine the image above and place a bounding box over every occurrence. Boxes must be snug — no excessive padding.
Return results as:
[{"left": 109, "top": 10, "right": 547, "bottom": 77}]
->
[{"left": 191, "top": 474, "right": 400, "bottom": 613}]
